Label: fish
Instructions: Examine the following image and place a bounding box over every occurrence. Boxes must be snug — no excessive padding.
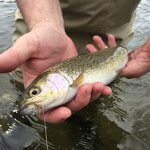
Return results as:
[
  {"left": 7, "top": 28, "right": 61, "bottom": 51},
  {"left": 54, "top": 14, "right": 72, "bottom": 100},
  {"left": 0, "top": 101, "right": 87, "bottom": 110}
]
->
[{"left": 19, "top": 46, "right": 128, "bottom": 115}]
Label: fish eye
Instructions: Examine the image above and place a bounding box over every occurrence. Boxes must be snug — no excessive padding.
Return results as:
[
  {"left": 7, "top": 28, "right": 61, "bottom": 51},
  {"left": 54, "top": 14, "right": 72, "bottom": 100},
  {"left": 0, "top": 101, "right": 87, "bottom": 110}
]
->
[{"left": 29, "top": 87, "right": 41, "bottom": 97}]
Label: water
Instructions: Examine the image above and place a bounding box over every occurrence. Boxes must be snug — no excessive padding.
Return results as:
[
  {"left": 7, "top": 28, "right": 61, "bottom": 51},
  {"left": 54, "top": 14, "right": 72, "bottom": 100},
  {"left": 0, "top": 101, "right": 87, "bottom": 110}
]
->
[{"left": 0, "top": 0, "right": 150, "bottom": 149}]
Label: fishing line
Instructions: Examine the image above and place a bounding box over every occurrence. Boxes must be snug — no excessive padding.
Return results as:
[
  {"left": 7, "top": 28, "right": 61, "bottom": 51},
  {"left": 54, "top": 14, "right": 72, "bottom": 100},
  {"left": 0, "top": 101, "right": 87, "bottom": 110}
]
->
[{"left": 42, "top": 107, "right": 49, "bottom": 150}]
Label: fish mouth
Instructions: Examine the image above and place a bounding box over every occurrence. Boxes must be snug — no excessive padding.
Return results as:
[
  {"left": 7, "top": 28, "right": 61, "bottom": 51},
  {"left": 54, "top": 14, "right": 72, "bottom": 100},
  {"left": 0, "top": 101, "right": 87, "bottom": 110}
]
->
[
  {"left": 19, "top": 96, "right": 45, "bottom": 115},
  {"left": 19, "top": 101, "right": 42, "bottom": 115}
]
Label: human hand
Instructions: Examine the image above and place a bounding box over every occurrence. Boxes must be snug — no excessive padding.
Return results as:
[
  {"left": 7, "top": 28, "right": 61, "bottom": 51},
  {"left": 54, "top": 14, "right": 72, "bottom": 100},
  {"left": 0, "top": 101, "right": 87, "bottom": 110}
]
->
[
  {"left": 86, "top": 34, "right": 150, "bottom": 78},
  {"left": 121, "top": 39, "right": 150, "bottom": 78},
  {"left": 0, "top": 24, "right": 112, "bottom": 123},
  {"left": 0, "top": 23, "right": 78, "bottom": 87}
]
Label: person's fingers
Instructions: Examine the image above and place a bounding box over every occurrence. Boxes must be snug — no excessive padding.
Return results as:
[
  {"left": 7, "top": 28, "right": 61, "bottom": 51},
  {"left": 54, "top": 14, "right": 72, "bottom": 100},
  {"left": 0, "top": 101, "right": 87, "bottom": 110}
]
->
[
  {"left": 101, "top": 86, "right": 112, "bottom": 95},
  {"left": 121, "top": 39, "right": 150, "bottom": 78},
  {"left": 120, "top": 60, "right": 143, "bottom": 78},
  {"left": 108, "top": 34, "right": 117, "bottom": 47},
  {"left": 0, "top": 33, "right": 36, "bottom": 72},
  {"left": 86, "top": 44, "right": 98, "bottom": 53},
  {"left": 141, "top": 38, "right": 150, "bottom": 52},
  {"left": 91, "top": 82, "right": 112, "bottom": 102},
  {"left": 86, "top": 35, "right": 116, "bottom": 53},
  {"left": 66, "top": 84, "right": 92, "bottom": 112},
  {"left": 90, "top": 82, "right": 104, "bottom": 102},
  {"left": 38, "top": 83, "right": 112, "bottom": 123},
  {"left": 93, "top": 35, "right": 108, "bottom": 49},
  {"left": 38, "top": 106, "right": 72, "bottom": 124}
]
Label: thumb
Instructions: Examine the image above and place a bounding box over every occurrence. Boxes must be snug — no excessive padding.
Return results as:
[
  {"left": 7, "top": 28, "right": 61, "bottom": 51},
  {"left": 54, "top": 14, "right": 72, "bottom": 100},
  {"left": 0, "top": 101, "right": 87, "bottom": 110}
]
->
[
  {"left": 120, "top": 62, "right": 137, "bottom": 78},
  {"left": 0, "top": 33, "right": 36, "bottom": 72},
  {"left": 120, "top": 60, "right": 145, "bottom": 79}
]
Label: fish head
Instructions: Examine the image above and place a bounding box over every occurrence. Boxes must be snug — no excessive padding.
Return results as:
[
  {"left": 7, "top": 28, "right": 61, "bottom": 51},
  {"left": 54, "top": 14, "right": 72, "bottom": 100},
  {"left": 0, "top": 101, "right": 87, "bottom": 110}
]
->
[{"left": 19, "top": 73, "right": 70, "bottom": 115}]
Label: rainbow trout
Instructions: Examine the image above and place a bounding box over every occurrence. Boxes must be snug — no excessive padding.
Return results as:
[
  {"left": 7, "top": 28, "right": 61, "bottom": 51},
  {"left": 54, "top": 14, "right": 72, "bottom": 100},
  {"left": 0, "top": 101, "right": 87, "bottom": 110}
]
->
[{"left": 20, "top": 46, "right": 128, "bottom": 115}]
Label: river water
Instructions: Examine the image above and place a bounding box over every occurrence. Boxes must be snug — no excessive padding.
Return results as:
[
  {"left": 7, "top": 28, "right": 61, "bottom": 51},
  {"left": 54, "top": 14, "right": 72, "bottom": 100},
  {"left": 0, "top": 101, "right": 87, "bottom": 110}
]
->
[{"left": 0, "top": 0, "right": 150, "bottom": 150}]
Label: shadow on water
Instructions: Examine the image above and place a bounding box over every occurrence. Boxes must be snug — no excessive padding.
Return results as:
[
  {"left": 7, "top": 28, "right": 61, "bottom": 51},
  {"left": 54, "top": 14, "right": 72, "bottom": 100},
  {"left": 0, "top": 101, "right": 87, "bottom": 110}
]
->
[{"left": 0, "top": 0, "right": 150, "bottom": 150}]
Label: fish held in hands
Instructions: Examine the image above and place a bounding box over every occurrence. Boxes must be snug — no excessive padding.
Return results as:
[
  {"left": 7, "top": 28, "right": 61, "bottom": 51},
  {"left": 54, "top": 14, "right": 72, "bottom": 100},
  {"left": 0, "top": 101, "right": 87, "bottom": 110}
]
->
[{"left": 19, "top": 46, "right": 128, "bottom": 115}]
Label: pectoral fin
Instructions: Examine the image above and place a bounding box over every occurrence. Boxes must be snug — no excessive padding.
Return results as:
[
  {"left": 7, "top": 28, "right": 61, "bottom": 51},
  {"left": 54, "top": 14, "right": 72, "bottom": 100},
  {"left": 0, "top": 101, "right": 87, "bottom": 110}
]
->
[
  {"left": 63, "top": 72, "right": 85, "bottom": 103},
  {"left": 71, "top": 72, "right": 85, "bottom": 88}
]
